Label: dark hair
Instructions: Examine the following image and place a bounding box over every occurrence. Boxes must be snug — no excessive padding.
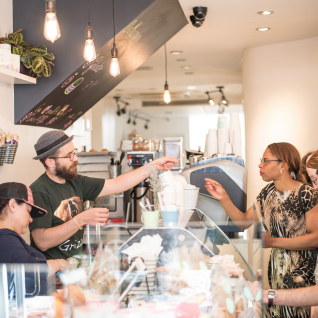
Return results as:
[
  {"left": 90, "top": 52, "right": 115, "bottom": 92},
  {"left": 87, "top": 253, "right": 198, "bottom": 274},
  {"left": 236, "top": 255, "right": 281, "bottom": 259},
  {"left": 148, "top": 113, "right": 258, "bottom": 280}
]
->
[
  {"left": 301, "top": 151, "right": 314, "bottom": 184},
  {"left": 39, "top": 148, "right": 60, "bottom": 168},
  {"left": 307, "top": 150, "right": 318, "bottom": 175},
  {"left": 0, "top": 198, "right": 24, "bottom": 220},
  {"left": 267, "top": 142, "right": 306, "bottom": 183}
]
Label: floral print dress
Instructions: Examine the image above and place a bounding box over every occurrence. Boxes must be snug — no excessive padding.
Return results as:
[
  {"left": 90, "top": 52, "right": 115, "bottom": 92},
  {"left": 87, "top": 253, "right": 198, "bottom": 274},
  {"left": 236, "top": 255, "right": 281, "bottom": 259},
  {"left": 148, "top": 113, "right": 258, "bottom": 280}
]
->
[{"left": 257, "top": 183, "right": 318, "bottom": 318}]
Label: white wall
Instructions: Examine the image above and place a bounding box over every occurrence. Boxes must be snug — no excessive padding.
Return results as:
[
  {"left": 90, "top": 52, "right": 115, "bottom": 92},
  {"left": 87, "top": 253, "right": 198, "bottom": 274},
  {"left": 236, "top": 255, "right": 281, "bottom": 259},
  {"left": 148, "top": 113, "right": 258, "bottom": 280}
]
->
[
  {"left": 115, "top": 114, "right": 190, "bottom": 152},
  {"left": 91, "top": 98, "right": 117, "bottom": 151},
  {"left": 243, "top": 36, "right": 318, "bottom": 207}
]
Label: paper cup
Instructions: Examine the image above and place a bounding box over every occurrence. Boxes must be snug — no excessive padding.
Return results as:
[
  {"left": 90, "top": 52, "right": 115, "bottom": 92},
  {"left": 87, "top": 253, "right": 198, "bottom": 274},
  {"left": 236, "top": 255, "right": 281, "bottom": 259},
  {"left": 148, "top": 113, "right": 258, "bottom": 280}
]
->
[
  {"left": 159, "top": 170, "right": 175, "bottom": 184},
  {"left": 141, "top": 210, "right": 160, "bottom": 228},
  {"left": 162, "top": 211, "right": 179, "bottom": 227}
]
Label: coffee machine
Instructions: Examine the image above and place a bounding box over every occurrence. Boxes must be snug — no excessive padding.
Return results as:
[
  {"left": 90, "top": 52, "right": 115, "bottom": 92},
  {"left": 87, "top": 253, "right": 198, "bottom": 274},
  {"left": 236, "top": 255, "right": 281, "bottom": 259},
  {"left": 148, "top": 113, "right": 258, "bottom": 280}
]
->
[{"left": 125, "top": 151, "right": 163, "bottom": 222}]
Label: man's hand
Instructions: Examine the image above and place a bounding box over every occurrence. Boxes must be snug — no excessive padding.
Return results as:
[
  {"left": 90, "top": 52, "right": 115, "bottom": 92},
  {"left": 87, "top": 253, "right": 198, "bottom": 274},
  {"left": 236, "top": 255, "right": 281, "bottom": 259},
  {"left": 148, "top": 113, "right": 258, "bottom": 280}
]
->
[
  {"left": 148, "top": 156, "right": 178, "bottom": 171},
  {"left": 77, "top": 208, "right": 109, "bottom": 226},
  {"left": 263, "top": 232, "right": 276, "bottom": 248}
]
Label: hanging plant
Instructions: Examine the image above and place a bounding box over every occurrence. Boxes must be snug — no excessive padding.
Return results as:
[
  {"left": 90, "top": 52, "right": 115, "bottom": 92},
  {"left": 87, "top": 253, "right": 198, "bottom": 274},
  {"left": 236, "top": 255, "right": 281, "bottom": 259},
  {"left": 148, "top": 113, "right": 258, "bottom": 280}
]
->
[{"left": 0, "top": 29, "right": 55, "bottom": 78}]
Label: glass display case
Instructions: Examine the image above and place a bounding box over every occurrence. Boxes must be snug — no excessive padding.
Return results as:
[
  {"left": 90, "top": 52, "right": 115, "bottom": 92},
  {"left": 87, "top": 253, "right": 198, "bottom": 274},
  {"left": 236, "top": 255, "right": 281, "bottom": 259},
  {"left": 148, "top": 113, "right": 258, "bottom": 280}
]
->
[{"left": 0, "top": 208, "right": 263, "bottom": 317}]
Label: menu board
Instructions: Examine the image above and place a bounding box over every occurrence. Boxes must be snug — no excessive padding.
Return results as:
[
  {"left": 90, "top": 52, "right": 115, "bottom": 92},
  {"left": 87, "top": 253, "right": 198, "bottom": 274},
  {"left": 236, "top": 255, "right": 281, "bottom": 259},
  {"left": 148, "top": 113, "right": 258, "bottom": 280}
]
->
[{"left": 16, "top": 0, "right": 188, "bottom": 130}]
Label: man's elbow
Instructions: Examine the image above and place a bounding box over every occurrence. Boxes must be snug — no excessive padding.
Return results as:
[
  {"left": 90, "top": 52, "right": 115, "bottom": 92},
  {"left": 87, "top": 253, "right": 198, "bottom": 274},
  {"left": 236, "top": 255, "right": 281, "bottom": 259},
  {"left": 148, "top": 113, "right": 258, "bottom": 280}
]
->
[{"left": 31, "top": 230, "right": 49, "bottom": 251}]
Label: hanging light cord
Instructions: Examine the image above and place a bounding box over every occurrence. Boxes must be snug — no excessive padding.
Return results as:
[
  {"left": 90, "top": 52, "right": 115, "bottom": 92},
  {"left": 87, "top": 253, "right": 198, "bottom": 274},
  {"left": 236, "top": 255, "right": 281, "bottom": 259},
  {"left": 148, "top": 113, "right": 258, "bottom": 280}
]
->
[
  {"left": 113, "top": 0, "right": 115, "bottom": 45},
  {"left": 87, "top": 0, "right": 90, "bottom": 25},
  {"left": 165, "top": 43, "right": 168, "bottom": 84}
]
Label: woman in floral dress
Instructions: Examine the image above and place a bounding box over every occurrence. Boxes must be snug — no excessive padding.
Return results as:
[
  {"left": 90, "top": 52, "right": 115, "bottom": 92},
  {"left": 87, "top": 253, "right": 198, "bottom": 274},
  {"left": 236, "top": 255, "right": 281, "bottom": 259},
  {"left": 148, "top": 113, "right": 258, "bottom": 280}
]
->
[{"left": 205, "top": 142, "right": 318, "bottom": 318}]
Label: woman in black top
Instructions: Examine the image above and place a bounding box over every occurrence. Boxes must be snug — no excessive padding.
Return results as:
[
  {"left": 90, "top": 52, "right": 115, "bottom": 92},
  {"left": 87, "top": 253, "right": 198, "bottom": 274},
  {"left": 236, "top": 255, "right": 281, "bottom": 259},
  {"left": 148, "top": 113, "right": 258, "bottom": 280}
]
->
[{"left": 0, "top": 182, "right": 68, "bottom": 278}]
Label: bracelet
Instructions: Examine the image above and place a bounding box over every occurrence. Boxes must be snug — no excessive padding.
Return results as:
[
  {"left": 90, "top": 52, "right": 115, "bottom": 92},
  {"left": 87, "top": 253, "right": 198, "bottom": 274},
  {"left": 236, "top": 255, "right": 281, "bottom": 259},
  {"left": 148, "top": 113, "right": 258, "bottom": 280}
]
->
[
  {"left": 74, "top": 217, "right": 83, "bottom": 230},
  {"left": 57, "top": 259, "right": 63, "bottom": 272}
]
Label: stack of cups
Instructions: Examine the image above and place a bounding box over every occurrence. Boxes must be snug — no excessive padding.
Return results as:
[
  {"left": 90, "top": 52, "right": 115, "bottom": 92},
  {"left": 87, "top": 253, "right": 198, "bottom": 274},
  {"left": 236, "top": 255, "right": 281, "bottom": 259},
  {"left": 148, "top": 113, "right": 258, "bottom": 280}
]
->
[
  {"left": 174, "top": 182, "right": 184, "bottom": 226},
  {"left": 229, "top": 113, "right": 241, "bottom": 144},
  {"left": 223, "top": 143, "right": 232, "bottom": 154},
  {"left": 207, "top": 129, "right": 218, "bottom": 157},
  {"left": 217, "top": 116, "right": 229, "bottom": 154},
  {"left": 232, "top": 130, "right": 242, "bottom": 157}
]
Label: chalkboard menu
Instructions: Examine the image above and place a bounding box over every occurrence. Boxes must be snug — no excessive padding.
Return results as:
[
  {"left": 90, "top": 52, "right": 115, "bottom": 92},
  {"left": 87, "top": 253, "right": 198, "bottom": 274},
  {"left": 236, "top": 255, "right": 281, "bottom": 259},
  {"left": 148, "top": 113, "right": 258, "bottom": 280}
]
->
[{"left": 15, "top": 0, "right": 187, "bottom": 130}]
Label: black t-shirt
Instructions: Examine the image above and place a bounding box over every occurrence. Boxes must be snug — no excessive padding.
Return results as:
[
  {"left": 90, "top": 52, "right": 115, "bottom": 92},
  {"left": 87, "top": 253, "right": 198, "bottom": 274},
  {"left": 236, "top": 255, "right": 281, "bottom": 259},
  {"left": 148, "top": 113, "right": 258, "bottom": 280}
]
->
[{"left": 29, "top": 173, "right": 104, "bottom": 260}]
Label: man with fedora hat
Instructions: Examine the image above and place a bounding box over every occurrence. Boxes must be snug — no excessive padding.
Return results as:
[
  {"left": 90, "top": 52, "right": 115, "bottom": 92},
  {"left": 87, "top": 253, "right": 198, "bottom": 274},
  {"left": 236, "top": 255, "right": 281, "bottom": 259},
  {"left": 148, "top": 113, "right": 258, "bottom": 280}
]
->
[{"left": 29, "top": 130, "right": 177, "bottom": 260}]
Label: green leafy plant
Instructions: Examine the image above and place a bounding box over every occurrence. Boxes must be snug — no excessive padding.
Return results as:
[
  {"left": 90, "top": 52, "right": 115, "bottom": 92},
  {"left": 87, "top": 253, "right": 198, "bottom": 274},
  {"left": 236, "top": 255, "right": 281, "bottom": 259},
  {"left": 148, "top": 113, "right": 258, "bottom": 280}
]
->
[{"left": 0, "top": 29, "right": 55, "bottom": 78}]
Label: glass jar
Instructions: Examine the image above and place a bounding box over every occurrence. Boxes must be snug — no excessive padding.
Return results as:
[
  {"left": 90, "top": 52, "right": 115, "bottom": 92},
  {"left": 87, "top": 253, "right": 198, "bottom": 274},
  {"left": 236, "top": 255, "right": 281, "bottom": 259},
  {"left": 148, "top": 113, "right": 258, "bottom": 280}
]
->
[
  {"left": 150, "top": 139, "right": 155, "bottom": 151},
  {"left": 132, "top": 135, "right": 142, "bottom": 151},
  {"left": 142, "top": 139, "right": 150, "bottom": 151}
]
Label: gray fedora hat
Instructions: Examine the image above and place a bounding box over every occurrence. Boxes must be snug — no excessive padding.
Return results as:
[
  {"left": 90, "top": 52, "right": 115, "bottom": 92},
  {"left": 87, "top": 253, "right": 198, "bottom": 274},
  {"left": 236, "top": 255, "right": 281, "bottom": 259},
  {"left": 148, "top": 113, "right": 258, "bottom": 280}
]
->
[{"left": 33, "top": 130, "right": 74, "bottom": 160}]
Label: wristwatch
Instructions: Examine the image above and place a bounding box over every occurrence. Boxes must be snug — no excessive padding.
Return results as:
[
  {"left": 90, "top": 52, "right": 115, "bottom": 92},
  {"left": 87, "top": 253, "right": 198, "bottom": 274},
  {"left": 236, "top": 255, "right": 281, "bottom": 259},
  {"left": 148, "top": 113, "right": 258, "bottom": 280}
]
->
[{"left": 267, "top": 289, "right": 276, "bottom": 308}]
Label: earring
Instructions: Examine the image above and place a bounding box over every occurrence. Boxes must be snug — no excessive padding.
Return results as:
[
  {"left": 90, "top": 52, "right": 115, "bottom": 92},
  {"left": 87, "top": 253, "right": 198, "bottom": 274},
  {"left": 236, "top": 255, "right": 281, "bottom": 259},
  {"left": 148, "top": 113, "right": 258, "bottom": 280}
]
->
[{"left": 280, "top": 170, "right": 282, "bottom": 175}]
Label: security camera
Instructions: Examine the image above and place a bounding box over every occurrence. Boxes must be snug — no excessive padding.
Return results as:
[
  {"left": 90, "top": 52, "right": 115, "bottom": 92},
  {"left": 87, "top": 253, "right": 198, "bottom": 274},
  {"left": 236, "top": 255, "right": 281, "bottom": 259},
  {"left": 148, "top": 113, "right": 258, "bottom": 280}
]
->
[
  {"left": 190, "top": 6, "right": 207, "bottom": 28},
  {"left": 193, "top": 7, "right": 207, "bottom": 20},
  {"left": 190, "top": 15, "right": 203, "bottom": 28}
]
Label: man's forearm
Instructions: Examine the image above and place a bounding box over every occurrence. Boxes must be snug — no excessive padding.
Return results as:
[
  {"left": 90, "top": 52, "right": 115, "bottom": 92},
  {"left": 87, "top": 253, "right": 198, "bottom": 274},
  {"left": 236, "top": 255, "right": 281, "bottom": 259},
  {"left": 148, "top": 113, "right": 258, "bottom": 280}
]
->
[
  {"left": 31, "top": 215, "right": 84, "bottom": 251},
  {"left": 99, "top": 165, "right": 151, "bottom": 196},
  {"left": 263, "top": 286, "right": 318, "bottom": 307}
]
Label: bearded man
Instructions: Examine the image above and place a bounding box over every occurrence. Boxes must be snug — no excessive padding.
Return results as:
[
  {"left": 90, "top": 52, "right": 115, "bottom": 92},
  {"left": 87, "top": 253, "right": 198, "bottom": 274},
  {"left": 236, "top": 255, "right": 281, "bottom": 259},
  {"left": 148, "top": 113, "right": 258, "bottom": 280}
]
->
[{"left": 29, "top": 130, "right": 177, "bottom": 261}]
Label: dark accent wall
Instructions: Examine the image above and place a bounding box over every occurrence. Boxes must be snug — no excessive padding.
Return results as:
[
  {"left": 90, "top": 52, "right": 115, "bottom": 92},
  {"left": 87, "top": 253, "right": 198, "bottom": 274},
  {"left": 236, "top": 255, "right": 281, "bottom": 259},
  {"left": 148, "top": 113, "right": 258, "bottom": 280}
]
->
[{"left": 13, "top": 0, "right": 187, "bottom": 129}]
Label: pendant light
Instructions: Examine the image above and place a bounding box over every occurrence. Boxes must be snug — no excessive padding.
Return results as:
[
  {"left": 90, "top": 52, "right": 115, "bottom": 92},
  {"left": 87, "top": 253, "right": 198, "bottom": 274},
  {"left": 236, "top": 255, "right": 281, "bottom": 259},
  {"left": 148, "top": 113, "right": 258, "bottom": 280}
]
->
[
  {"left": 163, "top": 44, "right": 171, "bottom": 104},
  {"left": 84, "top": 0, "right": 96, "bottom": 62},
  {"left": 109, "top": 0, "right": 120, "bottom": 77},
  {"left": 44, "top": 0, "right": 61, "bottom": 43}
]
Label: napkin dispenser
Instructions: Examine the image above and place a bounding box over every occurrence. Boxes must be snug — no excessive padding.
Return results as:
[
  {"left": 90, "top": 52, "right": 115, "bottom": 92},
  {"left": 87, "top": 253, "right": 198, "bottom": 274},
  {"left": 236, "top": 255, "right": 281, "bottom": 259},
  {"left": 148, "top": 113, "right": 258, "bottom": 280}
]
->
[{"left": 181, "top": 156, "right": 247, "bottom": 234}]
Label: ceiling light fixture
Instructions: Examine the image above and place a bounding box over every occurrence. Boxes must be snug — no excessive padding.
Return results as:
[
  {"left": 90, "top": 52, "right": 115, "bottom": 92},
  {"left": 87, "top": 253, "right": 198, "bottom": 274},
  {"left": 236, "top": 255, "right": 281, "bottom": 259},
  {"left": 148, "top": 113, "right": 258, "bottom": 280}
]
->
[
  {"left": 109, "top": 0, "right": 120, "bottom": 77},
  {"left": 257, "top": 11, "right": 274, "bottom": 15},
  {"left": 44, "top": 0, "right": 61, "bottom": 43},
  {"left": 181, "top": 66, "right": 191, "bottom": 69},
  {"left": 114, "top": 96, "right": 129, "bottom": 116},
  {"left": 127, "top": 112, "right": 131, "bottom": 124},
  {"left": 205, "top": 86, "right": 230, "bottom": 108},
  {"left": 190, "top": 6, "right": 207, "bottom": 29},
  {"left": 256, "top": 27, "right": 271, "bottom": 31},
  {"left": 170, "top": 51, "right": 183, "bottom": 55},
  {"left": 83, "top": 0, "right": 96, "bottom": 62},
  {"left": 187, "top": 86, "right": 196, "bottom": 90},
  {"left": 163, "top": 44, "right": 171, "bottom": 104}
]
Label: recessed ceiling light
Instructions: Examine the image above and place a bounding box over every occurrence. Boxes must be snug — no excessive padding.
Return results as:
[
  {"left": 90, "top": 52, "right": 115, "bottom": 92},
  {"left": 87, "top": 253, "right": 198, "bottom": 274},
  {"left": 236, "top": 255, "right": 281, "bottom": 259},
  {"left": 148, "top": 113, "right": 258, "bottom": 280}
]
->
[
  {"left": 257, "top": 11, "right": 274, "bottom": 15},
  {"left": 181, "top": 66, "right": 191, "bottom": 69},
  {"left": 187, "top": 86, "right": 196, "bottom": 90},
  {"left": 170, "top": 51, "right": 183, "bottom": 55},
  {"left": 185, "top": 72, "right": 194, "bottom": 75},
  {"left": 256, "top": 27, "right": 271, "bottom": 31},
  {"left": 176, "top": 59, "right": 187, "bottom": 62}
]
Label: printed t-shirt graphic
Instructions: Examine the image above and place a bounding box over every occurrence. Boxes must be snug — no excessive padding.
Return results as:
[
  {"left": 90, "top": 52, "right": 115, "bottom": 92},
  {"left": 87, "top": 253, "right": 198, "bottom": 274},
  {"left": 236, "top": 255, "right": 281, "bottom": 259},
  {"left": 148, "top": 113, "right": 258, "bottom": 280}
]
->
[{"left": 29, "top": 173, "right": 104, "bottom": 260}]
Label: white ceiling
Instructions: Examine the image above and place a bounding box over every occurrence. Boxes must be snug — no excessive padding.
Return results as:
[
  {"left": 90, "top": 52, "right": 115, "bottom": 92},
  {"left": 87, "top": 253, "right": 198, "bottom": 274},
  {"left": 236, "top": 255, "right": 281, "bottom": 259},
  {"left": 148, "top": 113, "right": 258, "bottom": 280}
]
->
[{"left": 109, "top": 0, "right": 318, "bottom": 116}]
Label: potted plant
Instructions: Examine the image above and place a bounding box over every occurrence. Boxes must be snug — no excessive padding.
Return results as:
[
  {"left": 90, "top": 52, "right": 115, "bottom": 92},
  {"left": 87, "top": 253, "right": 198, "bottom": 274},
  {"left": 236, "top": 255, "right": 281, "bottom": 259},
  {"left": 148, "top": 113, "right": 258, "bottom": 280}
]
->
[{"left": 0, "top": 29, "right": 55, "bottom": 78}]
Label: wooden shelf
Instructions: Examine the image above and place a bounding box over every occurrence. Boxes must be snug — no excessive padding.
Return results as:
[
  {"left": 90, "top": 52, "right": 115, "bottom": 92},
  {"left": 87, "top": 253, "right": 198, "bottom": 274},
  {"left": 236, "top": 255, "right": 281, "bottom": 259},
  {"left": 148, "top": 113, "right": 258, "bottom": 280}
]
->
[{"left": 0, "top": 67, "right": 36, "bottom": 84}]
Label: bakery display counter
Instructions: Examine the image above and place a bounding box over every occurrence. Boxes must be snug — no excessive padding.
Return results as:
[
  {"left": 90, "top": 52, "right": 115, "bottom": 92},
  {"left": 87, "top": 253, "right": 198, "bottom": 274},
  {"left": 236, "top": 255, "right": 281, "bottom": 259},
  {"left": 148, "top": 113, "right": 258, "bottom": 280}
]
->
[{"left": 1, "top": 209, "right": 263, "bottom": 318}]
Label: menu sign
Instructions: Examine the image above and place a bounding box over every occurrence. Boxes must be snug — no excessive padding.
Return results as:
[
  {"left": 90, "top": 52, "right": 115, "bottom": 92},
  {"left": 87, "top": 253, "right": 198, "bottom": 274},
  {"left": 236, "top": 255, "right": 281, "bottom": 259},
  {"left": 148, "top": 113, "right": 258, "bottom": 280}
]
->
[{"left": 16, "top": 0, "right": 188, "bottom": 130}]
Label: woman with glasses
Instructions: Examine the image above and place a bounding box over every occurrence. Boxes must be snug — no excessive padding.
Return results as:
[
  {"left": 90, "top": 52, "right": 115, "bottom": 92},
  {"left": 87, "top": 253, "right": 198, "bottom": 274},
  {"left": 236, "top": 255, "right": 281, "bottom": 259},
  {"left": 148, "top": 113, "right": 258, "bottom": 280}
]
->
[
  {"left": 306, "top": 151, "right": 318, "bottom": 191},
  {"left": 205, "top": 142, "right": 318, "bottom": 318}
]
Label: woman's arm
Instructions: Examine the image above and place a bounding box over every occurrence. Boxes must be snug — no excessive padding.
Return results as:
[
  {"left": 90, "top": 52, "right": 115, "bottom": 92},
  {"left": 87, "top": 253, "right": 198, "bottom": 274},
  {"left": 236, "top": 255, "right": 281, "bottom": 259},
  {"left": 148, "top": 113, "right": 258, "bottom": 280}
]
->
[
  {"left": 263, "top": 204, "right": 318, "bottom": 250},
  {"left": 205, "top": 178, "right": 257, "bottom": 230},
  {"left": 47, "top": 259, "right": 69, "bottom": 276}
]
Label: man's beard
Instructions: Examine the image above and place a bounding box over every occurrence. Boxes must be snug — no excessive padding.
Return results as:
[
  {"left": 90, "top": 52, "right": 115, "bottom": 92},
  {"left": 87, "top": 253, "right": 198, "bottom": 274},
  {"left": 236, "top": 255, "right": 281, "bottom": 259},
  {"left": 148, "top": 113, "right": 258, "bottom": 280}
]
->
[{"left": 55, "top": 161, "right": 78, "bottom": 181}]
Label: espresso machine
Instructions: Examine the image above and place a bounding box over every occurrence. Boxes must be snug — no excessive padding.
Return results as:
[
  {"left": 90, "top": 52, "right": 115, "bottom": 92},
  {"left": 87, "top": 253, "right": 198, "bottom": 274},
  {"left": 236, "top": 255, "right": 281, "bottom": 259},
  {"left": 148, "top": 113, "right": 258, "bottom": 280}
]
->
[
  {"left": 181, "top": 155, "right": 247, "bottom": 235},
  {"left": 125, "top": 151, "right": 163, "bottom": 222}
]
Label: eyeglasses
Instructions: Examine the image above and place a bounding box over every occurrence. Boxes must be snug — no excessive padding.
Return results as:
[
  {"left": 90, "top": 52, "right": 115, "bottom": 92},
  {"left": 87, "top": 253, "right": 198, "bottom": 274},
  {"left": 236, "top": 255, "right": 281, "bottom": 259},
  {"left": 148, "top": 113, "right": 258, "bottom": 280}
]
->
[
  {"left": 260, "top": 158, "right": 282, "bottom": 166},
  {"left": 50, "top": 149, "right": 78, "bottom": 160}
]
